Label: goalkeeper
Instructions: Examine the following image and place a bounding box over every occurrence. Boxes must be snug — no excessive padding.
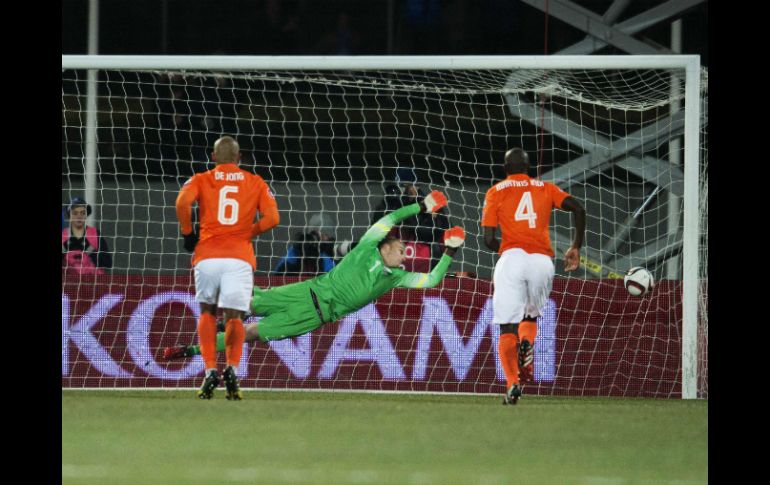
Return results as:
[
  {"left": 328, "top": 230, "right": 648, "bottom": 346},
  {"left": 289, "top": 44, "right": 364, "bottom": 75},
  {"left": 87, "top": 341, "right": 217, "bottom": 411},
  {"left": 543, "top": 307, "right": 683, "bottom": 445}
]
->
[{"left": 164, "top": 190, "right": 465, "bottom": 359}]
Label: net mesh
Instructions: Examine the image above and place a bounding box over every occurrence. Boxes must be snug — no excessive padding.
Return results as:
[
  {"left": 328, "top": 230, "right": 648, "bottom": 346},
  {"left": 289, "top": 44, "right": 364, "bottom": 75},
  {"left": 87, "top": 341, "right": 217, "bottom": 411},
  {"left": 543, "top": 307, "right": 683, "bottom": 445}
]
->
[{"left": 62, "top": 64, "right": 708, "bottom": 398}]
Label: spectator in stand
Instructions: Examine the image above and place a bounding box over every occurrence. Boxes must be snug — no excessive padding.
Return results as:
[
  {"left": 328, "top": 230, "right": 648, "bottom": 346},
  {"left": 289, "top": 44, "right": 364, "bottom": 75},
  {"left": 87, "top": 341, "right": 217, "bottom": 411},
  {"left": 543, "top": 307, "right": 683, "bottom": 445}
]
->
[
  {"left": 62, "top": 197, "right": 112, "bottom": 275},
  {"left": 273, "top": 213, "right": 351, "bottom": 275},
  {"left": 370, "top": 166, "right": 449, "bottom": 271}
]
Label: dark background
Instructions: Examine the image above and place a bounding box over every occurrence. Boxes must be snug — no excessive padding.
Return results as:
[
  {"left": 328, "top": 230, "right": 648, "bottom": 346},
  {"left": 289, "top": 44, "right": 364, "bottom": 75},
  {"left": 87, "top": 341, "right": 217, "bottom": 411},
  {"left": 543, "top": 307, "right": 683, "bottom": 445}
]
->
[
  {"left": 62, "top": 0, "right": 707, "bottom": 63},
  {"left": 62, "top": 0, "right": 709, "bottom": 185},
  {"left": 61, "top": 0, "right": 711, "bottom": 278}
]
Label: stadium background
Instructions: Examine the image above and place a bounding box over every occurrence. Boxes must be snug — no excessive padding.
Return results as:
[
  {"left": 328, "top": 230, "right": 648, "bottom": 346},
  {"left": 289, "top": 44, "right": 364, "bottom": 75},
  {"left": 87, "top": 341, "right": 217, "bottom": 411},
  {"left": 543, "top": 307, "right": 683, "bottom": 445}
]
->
[{"left": 62, "top": 0, "right": 708, "bottom": 278}]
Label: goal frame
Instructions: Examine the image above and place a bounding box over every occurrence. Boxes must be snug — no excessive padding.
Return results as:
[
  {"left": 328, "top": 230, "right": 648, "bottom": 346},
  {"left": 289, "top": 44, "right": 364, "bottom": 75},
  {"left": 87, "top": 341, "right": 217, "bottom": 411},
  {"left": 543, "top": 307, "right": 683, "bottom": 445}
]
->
[{"left": 61, "top": 54, "right": 703, "bottom": 399}]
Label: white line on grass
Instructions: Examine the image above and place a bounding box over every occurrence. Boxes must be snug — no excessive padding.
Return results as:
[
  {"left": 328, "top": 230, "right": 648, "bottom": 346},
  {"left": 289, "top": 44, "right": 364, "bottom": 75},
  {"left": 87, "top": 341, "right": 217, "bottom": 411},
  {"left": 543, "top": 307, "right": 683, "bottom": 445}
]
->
[
  {"left": 185, "top": 466, "right": 507, "bottom": 484},
  {"left": 580, "top": 477, "right": 705, "bottom": 485},
  {"left": 61, "top": 465, "right": 108, "bottom": 479},
  {"left": 61, "top": 387, "right": 530, "bottom": 398},
  {"left": 62, "top": 465, "right": 700, "bottom": 484}
]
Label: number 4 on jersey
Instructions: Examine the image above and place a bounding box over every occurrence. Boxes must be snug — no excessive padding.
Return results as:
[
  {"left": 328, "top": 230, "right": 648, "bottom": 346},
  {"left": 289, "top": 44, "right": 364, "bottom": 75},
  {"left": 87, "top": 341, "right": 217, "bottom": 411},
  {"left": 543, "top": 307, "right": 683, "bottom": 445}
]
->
[{"left": 515, "top": 191, "right": 537, "bottom": 228}]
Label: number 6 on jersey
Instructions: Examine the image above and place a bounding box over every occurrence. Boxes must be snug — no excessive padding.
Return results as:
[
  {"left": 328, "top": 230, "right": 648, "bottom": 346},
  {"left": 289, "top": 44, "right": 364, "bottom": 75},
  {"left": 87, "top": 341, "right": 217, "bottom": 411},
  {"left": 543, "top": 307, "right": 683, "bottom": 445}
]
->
[{"left": 218, "top": 186, "right": 239, "bottom": 225}]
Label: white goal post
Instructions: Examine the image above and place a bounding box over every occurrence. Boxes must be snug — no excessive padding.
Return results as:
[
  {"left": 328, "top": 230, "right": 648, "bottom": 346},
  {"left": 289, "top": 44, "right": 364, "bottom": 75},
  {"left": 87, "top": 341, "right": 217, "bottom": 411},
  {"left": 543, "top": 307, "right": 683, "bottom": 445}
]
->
[{"left": 61, "top": 55, "right": 706, "bottom": 399}]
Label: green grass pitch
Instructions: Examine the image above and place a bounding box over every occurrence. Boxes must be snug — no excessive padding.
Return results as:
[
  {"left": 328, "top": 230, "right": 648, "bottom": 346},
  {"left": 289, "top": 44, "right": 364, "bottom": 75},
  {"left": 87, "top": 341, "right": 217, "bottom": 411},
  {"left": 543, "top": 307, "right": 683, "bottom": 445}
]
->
[{"left": 62, "top": 390, "right": 707, "bottom": 484}]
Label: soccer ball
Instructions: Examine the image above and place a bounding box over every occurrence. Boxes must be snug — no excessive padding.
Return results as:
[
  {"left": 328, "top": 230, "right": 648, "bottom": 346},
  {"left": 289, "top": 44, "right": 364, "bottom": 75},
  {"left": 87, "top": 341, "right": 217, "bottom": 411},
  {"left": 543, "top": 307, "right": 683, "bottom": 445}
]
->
[{"left": 624, "top": 267, "right": 654, "bottom": 297}]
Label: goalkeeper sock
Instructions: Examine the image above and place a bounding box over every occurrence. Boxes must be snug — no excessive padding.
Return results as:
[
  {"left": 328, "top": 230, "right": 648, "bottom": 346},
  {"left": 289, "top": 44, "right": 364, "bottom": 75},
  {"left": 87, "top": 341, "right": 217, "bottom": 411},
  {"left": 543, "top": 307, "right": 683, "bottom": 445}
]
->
[
  {"left": 518, "top": 320, "right": 538, "bottom": 347},
  {"left": 197, "top": 313, "right": 218, "bottom": 370},
  {"left": 224, "top": 318, "right": 245, "bottom": 367},
  {"left": 186, "top": 332, "right": 224, "bottom": 356},
  {"left": 498, "top": 333, "right": 520, "bottom": 388}
]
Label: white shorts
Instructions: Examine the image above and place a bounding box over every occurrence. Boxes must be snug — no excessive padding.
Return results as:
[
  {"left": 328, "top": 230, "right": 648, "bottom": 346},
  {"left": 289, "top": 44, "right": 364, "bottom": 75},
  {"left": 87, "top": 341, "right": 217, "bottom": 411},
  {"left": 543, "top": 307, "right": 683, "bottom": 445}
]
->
[
  {"left": 193, "top": 258, "right": 254, "bottom": 312},
  {"left": 492, "top": 248, "right": 555, "bottom": 324}
]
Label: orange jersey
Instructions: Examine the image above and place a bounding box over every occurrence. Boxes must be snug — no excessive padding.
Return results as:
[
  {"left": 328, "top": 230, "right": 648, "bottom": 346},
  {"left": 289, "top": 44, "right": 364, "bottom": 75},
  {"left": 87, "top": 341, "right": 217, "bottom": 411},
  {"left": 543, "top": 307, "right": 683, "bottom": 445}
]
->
[
  {"left": 481, "top": 174, "right": 569, "bottom": 257},
  {"left": 176, "top": 163, "right": 278, "bottom": 269}
]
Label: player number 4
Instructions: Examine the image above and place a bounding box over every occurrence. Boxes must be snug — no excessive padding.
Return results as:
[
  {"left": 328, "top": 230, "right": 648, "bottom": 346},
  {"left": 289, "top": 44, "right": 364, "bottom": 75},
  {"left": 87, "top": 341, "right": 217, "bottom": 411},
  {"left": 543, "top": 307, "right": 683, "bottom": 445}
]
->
[
  {"left": 515, "top": 191, "right": 537, "bottom": 228},
  {"left": 218, "top": 186, "right": 239, "bottom": 225}
]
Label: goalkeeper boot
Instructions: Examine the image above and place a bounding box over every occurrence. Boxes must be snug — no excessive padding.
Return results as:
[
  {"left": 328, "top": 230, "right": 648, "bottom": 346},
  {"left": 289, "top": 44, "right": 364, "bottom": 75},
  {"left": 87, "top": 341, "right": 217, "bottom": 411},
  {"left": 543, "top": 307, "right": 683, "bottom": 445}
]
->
[
  {"left": 223, "top": 365, "right": 243, "bottom": 401},
  {"left": 518, "top": 339, "right": 534, "bottom": 384},
  {"left": 502, "top": 384, "right": 522, "bottom": 405},
  {"left": 197, "top": 369, "right": 220, "bottom": 399},
  {"left": 163, "top": 345, "right": 191, "bottom": 361}
]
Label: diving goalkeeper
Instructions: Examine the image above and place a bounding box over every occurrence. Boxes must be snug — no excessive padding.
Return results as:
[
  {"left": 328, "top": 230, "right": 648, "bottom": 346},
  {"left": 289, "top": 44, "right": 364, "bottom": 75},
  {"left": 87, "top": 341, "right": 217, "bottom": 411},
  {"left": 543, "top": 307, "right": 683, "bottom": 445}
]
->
[{"left": 163, "top": 190, "right": 465, "bottom": 359}]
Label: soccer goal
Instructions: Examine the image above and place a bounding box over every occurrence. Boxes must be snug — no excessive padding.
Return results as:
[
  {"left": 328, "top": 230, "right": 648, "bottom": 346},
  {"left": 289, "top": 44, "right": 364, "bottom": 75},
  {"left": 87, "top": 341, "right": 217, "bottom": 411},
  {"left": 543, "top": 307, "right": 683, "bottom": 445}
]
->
[{"left": 61, "top": 55, "right": 707, "bottom": 399}]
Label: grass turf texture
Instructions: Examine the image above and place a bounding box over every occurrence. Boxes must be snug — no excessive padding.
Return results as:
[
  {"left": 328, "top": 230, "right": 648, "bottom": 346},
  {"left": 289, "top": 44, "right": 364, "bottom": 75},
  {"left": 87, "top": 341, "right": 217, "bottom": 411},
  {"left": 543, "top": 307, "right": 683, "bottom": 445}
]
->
[{"left": 62, "top": 390, "right": 707, "bottom": 484}]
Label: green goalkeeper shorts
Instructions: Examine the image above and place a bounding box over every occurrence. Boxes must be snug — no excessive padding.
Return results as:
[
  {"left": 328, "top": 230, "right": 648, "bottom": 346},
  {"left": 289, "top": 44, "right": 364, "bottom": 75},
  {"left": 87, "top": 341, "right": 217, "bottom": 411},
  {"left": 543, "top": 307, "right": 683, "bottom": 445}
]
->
[{"left": 250, "top": 281, "right": 325, "bottom": 342}]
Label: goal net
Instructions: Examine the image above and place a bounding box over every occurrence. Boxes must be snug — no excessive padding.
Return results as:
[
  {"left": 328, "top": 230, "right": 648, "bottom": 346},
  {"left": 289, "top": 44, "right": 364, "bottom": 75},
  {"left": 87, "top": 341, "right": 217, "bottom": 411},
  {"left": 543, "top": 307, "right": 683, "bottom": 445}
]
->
[{"left": 61, "top": 56, "right": 707, "bottom": 399}]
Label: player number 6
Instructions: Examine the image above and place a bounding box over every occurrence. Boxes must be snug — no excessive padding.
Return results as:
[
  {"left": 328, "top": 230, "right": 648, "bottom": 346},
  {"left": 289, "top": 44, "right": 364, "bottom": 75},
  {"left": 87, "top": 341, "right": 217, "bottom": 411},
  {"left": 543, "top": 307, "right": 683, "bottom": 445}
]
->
[{"left": 218, "top": 186, "right": 239, "bottom": 225}]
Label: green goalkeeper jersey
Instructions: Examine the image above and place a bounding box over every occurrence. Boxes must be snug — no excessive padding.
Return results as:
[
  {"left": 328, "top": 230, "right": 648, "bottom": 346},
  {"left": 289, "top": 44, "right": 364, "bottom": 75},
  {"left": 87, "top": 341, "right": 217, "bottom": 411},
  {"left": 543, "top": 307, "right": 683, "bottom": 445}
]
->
[{"left": 306, "top": 203, "right": 453, "bottom": 322}]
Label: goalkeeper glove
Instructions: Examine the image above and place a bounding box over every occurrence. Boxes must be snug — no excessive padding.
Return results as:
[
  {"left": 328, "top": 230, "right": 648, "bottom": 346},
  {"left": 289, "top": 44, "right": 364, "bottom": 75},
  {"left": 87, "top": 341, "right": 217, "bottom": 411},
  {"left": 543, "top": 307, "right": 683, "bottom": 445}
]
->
[
  {"left": 423, "top": 190, "right": 447, "bottom": 213},
  {"left": 182, "top": 231, "right": 199, "bottom": 253},
  {"left": 443, "top": 226, "right": 465, "bottom": 248}
]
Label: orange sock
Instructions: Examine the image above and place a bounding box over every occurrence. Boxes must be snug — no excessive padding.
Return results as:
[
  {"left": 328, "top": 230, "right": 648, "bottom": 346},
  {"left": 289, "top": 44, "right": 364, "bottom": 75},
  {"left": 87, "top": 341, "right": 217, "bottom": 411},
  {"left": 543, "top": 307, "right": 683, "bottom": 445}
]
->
[
  {"left": 224, "top": 318, "right": 245, "bottom": 367},
  {"left": 197, "top": 313, "right": 218, "bottom": 370},
  {"left": 498, "top": 333, "right": 519, "bottom": 389},
  {"left": 518, "top": 321, "right": 538, "bottom": 346}
]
